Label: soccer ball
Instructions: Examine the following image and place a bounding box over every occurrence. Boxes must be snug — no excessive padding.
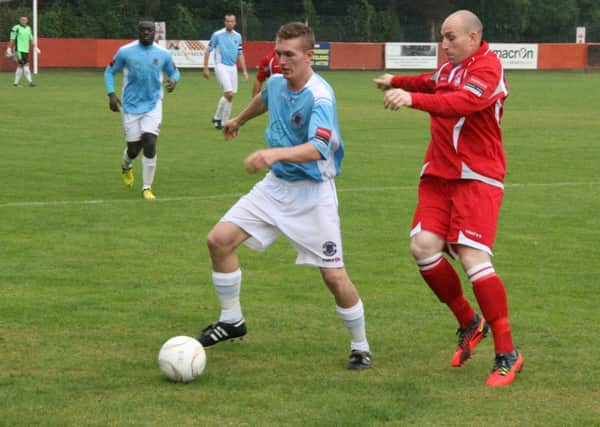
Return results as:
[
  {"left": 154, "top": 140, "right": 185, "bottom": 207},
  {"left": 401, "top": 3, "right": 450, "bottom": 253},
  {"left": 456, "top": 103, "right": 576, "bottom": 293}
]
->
[{"left": 158, "top": 336, "right": 206, "bottom": 383}]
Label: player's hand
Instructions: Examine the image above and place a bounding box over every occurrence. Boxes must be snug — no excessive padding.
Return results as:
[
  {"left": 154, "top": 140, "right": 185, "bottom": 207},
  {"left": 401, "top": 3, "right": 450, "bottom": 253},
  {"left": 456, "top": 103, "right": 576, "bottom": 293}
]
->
[
  {"left": 108, "top": 93, "right": 122, "bottom": 112},
  {"left": 165, "top": 79, "right": 176, "bottom": 92},
  {"left": 374, "top": 73, "right": 394, "bottom": 90},
  {"left": 242, "top": 70, "right": 249, "bottom": 81},
  {"left": 222, "top": 119, "right": 241, "bottom": 140},
  {"left": 5, "top": 47, "right": 12, "bottom": 58},
  {"left": 384, "top": 88, "right": 412, "bottom": 110},
  {"left": 244, "top": 149, "right": 276, "bottom": 174},
  {"left": 35, "top": 47, "right": 41, "bottom": 55},
  {"left": 203, "top": 68, "right": 210, "bottom": 80}
]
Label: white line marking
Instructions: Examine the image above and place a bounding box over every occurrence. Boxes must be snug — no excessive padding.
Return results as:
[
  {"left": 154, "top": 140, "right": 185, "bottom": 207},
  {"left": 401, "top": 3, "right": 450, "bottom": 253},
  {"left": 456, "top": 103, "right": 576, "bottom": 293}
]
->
[{"left": 1, "top": 181, "right": 599, "bottom": 209}]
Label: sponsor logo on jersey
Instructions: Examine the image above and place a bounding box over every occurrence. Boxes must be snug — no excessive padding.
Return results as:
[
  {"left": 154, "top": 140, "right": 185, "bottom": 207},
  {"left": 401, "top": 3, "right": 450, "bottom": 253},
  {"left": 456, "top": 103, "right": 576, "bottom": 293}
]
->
[{"left": 464, "top": 82, "right": 484, "bottom": 97}]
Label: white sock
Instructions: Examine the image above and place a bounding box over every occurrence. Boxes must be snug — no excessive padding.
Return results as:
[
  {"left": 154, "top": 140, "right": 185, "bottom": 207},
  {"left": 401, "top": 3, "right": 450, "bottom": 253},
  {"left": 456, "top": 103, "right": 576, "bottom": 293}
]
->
[
  {"left": 222, "top": 100, "right": 233, "bottom": 122},
  {"left": 23, "top": 65, "right": 32, "bottom": 83},
  {"left": 121, "top": 147, "right": 135, "bottom": 169},
  {"left": 336, "top": 300, "right": 370, "bottom": 352},
  {"left": 142, "top": 155, "right": 157, "bottom": 190},
  {"left": 214, "top": 96, "right": 227, "bottom": 121},
  {"left": 212, "top": 269, "right": 243, "bottom": 323},
  {"left": 14, "top": 67, "right": 23, "bottom": 85}
]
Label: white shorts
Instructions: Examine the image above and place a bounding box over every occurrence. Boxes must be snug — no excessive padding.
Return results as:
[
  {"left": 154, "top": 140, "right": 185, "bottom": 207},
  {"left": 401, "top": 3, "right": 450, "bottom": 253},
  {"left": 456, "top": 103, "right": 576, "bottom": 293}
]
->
[
  {"left": 122, "top": 101, "right": 162, "bottom": 142},
  {"left": 215, "top": 63, "right": 238, "bottom": 94},
  {"left": 221, "top": 172, "right": 345, "bottom": 268}
]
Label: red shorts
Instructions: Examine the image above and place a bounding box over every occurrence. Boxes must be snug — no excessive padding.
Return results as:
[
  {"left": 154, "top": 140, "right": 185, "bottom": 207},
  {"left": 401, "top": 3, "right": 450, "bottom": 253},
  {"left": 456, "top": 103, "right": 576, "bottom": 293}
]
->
[{"left": 410, "top": 176, "right": 504, "bottom": 256}]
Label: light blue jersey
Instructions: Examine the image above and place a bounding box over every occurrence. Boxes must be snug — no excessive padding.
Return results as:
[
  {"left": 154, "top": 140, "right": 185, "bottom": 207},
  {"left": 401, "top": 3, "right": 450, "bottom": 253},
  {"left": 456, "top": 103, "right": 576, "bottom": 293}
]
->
[
  {"left": 104, "top": 41, "right": 180, "bottom": 114},
  {"left": 260, "top": 73, "right": 344, "bottom": 182},
  {"left": 208, "top": 28, "right": 243, "bottom": 66}
]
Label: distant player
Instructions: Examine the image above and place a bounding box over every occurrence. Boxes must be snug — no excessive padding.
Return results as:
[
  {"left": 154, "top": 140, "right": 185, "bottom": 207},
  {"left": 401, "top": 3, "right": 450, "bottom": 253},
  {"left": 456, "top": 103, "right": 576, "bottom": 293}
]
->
[
  {"left": 8, "top": 16, "right": 36, "bottom": 87},
  {"left": 196, "top": 22, "right": 372, "bottom": 370},
  {"left": 374, "top": 9, "right": 522, "bottom": 386},
  {"left": 104, "top": 20, "right": 180, "bottom": 200},
  {"left": 251, "top": 50, "right": 281, "bottom": 97},
  {"left": 203, "top": 14, "right": 249, "bottom": 130}
]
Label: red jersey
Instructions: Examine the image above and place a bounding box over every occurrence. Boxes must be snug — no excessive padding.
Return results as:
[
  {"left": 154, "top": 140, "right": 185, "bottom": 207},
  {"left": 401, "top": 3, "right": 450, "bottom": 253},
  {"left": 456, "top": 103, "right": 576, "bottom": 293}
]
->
[
  {"left": 391, "top": 42, "right": 508, "bottom": 187},
  {"left": 256, "top": 51, "right": 281, "bottom": 82}
]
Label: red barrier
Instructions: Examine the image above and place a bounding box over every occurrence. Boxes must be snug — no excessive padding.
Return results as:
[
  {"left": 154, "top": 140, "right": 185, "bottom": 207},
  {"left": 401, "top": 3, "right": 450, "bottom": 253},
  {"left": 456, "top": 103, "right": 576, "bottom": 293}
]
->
[
  {"left": 330, "top": 42, "right": 383, "bottom": 70},
  {"left": 537, "top": 44, "right": 587, "bottom": 69},
  {"left": 1, "top": 39, "right": 598, "bottom": 71}
]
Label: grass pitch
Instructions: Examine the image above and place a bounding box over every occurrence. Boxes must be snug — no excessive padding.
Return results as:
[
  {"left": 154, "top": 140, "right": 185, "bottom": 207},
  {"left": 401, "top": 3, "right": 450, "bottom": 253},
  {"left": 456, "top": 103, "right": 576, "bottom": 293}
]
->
[{"left": 1, "top": 69, "right": 599, "bottom": 426}]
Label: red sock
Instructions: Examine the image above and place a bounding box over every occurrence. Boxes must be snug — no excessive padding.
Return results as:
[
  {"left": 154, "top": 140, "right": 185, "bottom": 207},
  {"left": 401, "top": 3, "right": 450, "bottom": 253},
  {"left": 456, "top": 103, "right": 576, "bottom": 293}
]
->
[
  {"left": 471, "top": 273, "right": 514, "bottom": 354},
  {"left": 418, "top": 254, "right": 475, "bottom": 328}
]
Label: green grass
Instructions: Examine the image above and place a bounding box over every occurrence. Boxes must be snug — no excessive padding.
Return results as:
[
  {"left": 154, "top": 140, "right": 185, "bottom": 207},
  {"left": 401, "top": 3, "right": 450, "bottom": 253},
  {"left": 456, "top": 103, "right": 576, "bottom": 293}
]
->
[{"left": 1, "top": 69, "right": 599, "bottom": 426}]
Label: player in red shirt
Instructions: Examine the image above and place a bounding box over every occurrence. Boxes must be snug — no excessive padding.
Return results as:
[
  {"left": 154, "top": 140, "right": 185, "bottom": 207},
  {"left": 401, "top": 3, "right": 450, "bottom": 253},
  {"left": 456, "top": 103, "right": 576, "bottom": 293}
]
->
[
  {"left": 375, "top": 9, "right": 523, "bottom": 387},
  {"left": 251, "top": 50, "right": 281, "bottom": 97}
]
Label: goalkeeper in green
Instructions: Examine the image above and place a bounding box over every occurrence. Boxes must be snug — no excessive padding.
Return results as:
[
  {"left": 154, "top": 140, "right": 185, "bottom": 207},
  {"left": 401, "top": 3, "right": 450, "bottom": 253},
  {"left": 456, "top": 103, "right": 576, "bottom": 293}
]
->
[{"left": 8, "top": 16, "right": 36, "bottom": 87}]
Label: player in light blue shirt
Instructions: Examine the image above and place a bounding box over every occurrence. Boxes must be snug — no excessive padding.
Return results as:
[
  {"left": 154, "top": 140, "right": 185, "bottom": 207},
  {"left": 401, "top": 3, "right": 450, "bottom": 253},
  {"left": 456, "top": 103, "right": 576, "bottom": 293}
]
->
[
  {"left": 203, "top": 14, "right": 248, "bottom": 130},
  {"left": 196, "top": 23, "right": 372, "bottom": 371},
  {"left": 104, "top": 20, "right": 180, "bottom": 200}
]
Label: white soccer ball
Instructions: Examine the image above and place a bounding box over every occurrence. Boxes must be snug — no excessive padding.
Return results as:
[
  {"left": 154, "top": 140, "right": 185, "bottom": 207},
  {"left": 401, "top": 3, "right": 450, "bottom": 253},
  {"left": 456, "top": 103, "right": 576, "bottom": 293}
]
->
[{"left": 158, "top": 336, "right": 206, "bottom": 383}]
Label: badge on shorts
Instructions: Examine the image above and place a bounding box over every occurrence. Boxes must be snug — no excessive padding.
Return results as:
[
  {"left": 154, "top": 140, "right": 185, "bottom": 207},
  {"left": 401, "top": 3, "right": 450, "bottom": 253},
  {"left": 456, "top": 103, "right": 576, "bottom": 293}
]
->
[{"left": 322, "top": 241, "right": 337, "bottom": 257}]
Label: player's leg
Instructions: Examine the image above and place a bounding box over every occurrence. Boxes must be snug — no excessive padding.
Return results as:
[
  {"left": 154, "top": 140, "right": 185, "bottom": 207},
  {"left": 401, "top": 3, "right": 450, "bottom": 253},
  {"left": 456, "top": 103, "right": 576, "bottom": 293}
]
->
[
  {"left": 320, "top": 267, "right": 372, "bottom": 369},
  {"left": 212, "top": 64, "right": 228, "bottom": 129},
  {"left": 121, "top": 111, "right": 144, "bottom": 189},
  {"left": 13, "top": 53, "right": 24, "bottom": 86},
  {"left": 221, "top": 67, "right": 237, "bottom": 123},
  {"left": 197, "top": 181, "right": 282, "bottom": 347},
  {"left": 139, "top": 103, "right": 162, "bottom": 199},
  {"left": 197, "top": 222, "right": 251, "bottom": 347},
  {"left": 21, "top": 54, "right": 34, "bottom": 86},
  {"left": 121, "top": 140, "right": 141, "bottom": 187},
  {"left": 451, "top": 180, "right": 522, "bottom": 386}
]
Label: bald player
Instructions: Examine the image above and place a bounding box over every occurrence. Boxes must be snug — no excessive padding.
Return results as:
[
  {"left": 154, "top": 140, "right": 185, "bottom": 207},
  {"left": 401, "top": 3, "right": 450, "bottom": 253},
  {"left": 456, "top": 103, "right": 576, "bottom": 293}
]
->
[{"left": 374, "top": 10, "right": 523, "bottom": 387}]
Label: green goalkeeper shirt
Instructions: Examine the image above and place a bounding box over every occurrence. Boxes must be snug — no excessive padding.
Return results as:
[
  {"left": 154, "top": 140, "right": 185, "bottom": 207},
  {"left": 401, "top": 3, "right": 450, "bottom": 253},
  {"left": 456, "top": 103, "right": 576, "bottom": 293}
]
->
[{"left": 10, "top": 24, "right": 33, "bottom": 53}]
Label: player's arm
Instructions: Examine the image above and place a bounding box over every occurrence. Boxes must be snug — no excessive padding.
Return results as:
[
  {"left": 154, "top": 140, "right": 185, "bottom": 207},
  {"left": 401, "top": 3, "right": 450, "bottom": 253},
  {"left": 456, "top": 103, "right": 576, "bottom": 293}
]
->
[
  {"left": 222, "top": 94, "right": 267, "bottom": 140},
  {"left": 164, "top": 56, "right": 180, "bottom": 92},
  {"left": 401, "top": 66, "right": 504, "bottom": 117},
  {"left": 251, "top": 79, "right": 263, "bottom": 97},
  {"left": 238, "top": 53, "right": 248, "bottom": 81},
  {"left": 374, "top": 72, "right": 435, "bottom": 92},
  {"left": 244, "top": 143, "right": 320, "bottom": 174},
  {"left": 203, "top": 37, "right": 215, "bottom": 79},
  {"left": 104, "top": 52, "right": 125, "bottom": 112}
]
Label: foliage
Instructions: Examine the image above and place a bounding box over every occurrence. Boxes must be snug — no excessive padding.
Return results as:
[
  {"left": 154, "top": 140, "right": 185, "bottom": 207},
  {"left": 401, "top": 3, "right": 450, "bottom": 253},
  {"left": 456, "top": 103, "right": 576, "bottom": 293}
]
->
[{"left": 1, "top": 0, "right": 600, "bottom": 42}]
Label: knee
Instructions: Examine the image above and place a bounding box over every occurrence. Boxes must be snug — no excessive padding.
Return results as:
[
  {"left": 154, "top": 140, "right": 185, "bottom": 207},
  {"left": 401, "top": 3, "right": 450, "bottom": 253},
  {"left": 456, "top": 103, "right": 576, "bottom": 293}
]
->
[
  {"left": 410, "top": 232, "right": 444, "bottom": 260},
  {"left": 141, "top": 133, "right": 157, "bottom": 158},
  {"left": 206, "top": 228, "right": 233, "bottom": 255},
  {"left": 224, "top": 92, "right": 233, "bottom": 102}
]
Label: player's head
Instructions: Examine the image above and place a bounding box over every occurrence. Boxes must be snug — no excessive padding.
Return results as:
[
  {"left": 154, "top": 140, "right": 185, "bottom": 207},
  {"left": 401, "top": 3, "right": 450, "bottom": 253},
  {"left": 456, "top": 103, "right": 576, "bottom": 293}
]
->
[
  {"left": 440, "top": 10, "right": 483, "bottom": 65},
  {"left": 275, "top": 22, "right": 315, "bottom": 84},
  {"left": 224, "top": 14, "right": 236, "bottom": 31},
  {"left": 138, "top": 19, "right": 155, "bottom": 46},
  {"left": 19, "top": 16, "right": 28, "bottom": 26}
]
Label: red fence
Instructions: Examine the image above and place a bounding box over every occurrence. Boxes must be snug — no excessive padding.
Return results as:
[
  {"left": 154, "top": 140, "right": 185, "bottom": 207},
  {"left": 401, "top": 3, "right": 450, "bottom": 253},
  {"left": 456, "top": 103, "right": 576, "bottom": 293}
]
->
[{"left": 1, "top": 38, "right": 599, "bottom": 71}]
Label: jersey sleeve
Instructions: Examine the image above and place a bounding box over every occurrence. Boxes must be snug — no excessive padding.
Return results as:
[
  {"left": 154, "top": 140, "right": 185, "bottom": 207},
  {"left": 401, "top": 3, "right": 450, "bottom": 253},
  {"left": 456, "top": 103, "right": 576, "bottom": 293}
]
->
[
  {"left": 104, "top": 49, "right": 125, "bottom": 94},
  {"left": 9, "top": 25, "right": 17, "bottom": 41},
  {"left": 208, "top": 33, "right": 217, "bottom": 52},
  {"left": 256, "top": 56, "right": 269, "bottom": 82},
  {"left": 164, "top": 53, "right": 180, "bottom": 81},
  {"left": 307, "top": 98, "right": 336, "bottom": 160},
  {"left": 411, "top": 62, "right": 506, "bottom": 117},
  {"left": 391, "top": 72, "right": 436, "bottom": 93}
]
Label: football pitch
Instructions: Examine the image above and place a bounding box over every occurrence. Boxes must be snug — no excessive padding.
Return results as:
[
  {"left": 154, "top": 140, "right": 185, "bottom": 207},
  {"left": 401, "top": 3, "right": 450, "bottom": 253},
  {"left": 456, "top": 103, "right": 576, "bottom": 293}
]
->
[{"left": 1, "top": 69, "right": 599, "bottom": 426}]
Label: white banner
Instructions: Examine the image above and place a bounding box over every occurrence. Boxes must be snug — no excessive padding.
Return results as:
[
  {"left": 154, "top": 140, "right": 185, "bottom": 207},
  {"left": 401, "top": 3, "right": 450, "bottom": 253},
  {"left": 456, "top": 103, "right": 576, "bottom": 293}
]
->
[
  {"left": 154, "top": 22, "right": 166, "bottom": 41},
  {"left": 385, "top": 43, "right": 438, "bottom": 69},
  {"left": 159, "top": 40, "right": 215, "bottom": 68},
  {"left": 489, "top": 43, "right": 538, "bottom": 70},
  {"left": 576, "top": 26, "right": 586, "bottom": 44}
]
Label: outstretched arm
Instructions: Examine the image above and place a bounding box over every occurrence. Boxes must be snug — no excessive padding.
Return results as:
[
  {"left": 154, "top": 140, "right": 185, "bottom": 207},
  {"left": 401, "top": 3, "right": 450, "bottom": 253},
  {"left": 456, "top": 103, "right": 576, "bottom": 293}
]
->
[{"left": 222, "top": 94, "right": 268, "bottom": 139}]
